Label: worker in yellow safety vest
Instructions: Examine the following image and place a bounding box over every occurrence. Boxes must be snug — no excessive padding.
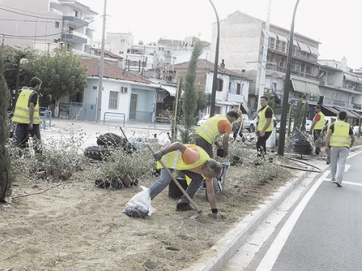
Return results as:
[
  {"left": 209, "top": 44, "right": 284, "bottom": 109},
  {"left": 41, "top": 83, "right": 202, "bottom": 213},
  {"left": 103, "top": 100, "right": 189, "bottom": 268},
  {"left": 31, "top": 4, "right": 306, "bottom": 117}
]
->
[
  {"left": 309, "top": 104, "right": 325, "bottom": 155},
  {"left": 256, "top": 96, "right": 274, "bottom": 157},
  {"left": 150, "top": 142, "right": 222, "bottom": 218},
  {"left": 232, "top": 104, "right": 244, "bottom": 141},
  {"left": 194, "top": 111, "right": 239, "bottom": 158},
  {"left": 12, "top": 77, "right": 42, "bottom": 149},
  {"left": 325, "top": 111, "right": 354, "bottom": 187}
]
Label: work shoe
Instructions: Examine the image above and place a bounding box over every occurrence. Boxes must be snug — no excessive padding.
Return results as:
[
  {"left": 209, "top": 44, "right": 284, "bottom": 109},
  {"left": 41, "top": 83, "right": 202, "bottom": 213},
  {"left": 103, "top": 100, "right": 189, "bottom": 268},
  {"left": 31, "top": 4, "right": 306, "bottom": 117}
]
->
[
  {"left": 332, "top": 180, "right": 342, "bottom": 187},
  {"left": 326, "top": 158, "right": 330, "bottom": 165},
  {"left": 176, "top": 202, "right": 193, "bottom": 211}
]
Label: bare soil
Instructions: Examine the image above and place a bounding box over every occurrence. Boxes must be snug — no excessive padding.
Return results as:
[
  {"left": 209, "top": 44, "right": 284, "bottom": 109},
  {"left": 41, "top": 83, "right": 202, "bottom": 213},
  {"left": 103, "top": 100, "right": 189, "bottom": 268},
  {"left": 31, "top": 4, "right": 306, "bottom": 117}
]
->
[{"left": 1, "top": 158, "right": 300, "bottom": 271}]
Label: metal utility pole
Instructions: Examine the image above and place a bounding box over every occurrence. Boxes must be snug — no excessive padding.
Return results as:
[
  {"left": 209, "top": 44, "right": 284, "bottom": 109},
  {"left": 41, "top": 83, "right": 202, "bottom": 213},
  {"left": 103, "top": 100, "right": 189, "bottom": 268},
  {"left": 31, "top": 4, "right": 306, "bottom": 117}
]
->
[
  {"left": 96, "top": 0, "right": 107, "bottom": 122},
  {"left": 278, "top": 0, "right": 301, "bottom": 156},
  {"left": 257, "top": 0, "right": 272, "bottom": 110},
  {"left": 208, "top": 0, "right": 220, "bottom": 117}
]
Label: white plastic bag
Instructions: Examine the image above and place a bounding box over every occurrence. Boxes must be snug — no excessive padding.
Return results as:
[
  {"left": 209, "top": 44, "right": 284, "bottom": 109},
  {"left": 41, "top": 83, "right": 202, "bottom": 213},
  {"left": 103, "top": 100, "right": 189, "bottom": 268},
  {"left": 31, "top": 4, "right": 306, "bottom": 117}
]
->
[{"left": 123, "top": 186, "right": 156, "bottom": 218}]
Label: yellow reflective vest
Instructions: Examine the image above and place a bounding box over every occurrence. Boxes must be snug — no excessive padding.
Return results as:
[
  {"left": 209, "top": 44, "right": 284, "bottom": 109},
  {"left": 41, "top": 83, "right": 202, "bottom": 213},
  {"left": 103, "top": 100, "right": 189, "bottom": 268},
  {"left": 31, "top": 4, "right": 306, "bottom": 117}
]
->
[
  {"left": 314, "top": 112, "right": 325, "bottom": 130},
  {"left": 257, "top": 106, "right": 274, "bottom": 132},
  {"left": 194, "top": 115, "right": 227, "bottom": 144},
  {"left": 156, "top": 144, "right": 209, "bottom": 170},
  {"left": 330, "top": 121, "right": 351, "bottom": 148},
  {"left": 12, "top": 88, "right": 40, "bottom": 124}
]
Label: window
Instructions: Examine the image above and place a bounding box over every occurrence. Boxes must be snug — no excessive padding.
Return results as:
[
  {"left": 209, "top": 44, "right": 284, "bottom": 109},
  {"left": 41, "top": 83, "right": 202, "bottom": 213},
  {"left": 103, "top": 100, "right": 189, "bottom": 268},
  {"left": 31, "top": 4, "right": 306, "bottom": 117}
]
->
[
  {"left": 119, "top": 51, "right": 124, "bottom": 55},
  {"left": 236, "top": 83, "right": 241, "bottom": 95},
  {"left": 217, "top": 78, "right": 223, "bottom": 92},
  {"left": 92, "top": 86, "right": 97, "bottom": 90},
  {"left": 109, "top": 91, "right": 118, "bottom": 109},
  {"left": 229, "top": 82, "right": 232, "bottom": 91},
  {"left": 74, "top": 10, "right": 78, "bottom": 17},
  {"left": 55, "top": 21, "right": 60, "bottom": 28}
]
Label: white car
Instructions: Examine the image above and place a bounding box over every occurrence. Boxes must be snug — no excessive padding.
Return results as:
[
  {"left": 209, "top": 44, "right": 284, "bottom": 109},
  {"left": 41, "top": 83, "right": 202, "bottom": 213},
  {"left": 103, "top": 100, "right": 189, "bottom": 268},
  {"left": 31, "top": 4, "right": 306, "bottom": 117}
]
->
[
  {"left": 243, "top": 117, "right": 257, "bottom": 132},
  {"left": 196, "top": 114, "right": 221, "bottom": 126}
]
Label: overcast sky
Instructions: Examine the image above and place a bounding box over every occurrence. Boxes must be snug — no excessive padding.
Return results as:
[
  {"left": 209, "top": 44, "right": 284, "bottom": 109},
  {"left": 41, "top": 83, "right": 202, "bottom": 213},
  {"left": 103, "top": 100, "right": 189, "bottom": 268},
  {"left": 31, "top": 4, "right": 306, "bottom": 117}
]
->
[{"left": 82, "top": 0, "right": 362, "bottom": 69}]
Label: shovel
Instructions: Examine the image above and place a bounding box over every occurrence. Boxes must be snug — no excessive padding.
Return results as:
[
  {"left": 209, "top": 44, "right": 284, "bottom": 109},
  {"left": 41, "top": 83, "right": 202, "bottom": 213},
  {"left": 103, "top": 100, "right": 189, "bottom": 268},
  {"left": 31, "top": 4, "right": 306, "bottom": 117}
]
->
[{"left": 147, "top": 144, "right": 202, "bottom": 219}]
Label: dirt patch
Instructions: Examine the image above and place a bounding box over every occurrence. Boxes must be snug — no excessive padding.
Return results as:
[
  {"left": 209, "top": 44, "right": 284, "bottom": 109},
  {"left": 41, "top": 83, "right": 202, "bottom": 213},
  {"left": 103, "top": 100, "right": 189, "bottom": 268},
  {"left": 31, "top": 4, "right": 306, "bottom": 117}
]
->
[{"left": 1, "top": 157, "right": 300, "bottom": 271}]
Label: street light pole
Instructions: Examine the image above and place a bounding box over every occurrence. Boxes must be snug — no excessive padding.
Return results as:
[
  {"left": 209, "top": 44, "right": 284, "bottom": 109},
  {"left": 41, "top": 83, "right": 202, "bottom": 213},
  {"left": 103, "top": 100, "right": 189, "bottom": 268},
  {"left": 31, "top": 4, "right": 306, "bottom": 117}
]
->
[
  {"left": 208, "top": 0, "right": 220, "bottom": 117},
  {"left": 278, "top": 0, "right": 300, "bottom": 156},
  {"left": 96, "top": 0, "right": 107, "bottom": 122}
]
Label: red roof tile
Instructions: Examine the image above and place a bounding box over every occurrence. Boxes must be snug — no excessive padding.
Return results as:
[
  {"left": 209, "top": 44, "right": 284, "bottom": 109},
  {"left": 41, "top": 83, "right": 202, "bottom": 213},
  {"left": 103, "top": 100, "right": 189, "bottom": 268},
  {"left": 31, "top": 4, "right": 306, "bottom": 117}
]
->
[{"left": 81, "top": 57, "right": 152, "bottom": 84}]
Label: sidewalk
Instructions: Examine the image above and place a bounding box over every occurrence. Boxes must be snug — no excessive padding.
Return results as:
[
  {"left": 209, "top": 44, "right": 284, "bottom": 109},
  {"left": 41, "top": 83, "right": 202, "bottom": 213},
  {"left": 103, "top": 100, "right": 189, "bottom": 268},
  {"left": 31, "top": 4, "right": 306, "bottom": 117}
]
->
[{"left": 41, "top": 118, "right": 173, "bottom": 150}]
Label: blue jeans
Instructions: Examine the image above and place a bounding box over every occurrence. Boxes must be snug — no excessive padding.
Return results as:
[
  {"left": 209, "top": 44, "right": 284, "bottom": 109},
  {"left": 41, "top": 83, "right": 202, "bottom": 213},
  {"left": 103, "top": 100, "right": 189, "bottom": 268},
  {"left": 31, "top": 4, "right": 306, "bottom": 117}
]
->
[
  {"left": 13, "top": 123, "right": 41, "bottom": 151},
  {"left": 149, "top": 169, "right": 203, "bottom": 204}
]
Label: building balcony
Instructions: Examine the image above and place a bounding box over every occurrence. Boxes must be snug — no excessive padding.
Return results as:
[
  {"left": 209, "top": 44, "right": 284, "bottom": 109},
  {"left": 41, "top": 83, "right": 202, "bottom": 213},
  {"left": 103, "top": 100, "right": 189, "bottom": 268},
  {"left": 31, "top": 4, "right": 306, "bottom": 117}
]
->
[
  {"left": 63, "top": 16, "right": 89, "bottom": 28},
  {"left": 227, "top": 93, "right": 243, "bottom": 104},
  {"left": 62, "top": 30, "right": 88, "bottom": 44}
]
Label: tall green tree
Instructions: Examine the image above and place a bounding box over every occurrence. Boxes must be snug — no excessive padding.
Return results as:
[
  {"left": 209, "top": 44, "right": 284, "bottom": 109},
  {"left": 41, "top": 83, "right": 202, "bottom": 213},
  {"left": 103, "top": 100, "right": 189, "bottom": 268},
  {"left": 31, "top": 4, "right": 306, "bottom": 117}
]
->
[
  {"left": 0, "top": 50, "right": 12, "bottom": 202},
  {"left": 179, "top": 41, "right": 204, "bottom": 143},
  {"left": 24, "top": 50, "right": 88, "bottom": 117}
]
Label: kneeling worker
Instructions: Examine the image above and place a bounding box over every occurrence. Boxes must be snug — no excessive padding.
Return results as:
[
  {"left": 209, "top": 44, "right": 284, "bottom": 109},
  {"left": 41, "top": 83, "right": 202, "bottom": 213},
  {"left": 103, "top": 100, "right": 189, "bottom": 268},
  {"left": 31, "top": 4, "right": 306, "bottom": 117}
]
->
[{"left": 150, "top": 142, "right": 222, "bottom": 218}]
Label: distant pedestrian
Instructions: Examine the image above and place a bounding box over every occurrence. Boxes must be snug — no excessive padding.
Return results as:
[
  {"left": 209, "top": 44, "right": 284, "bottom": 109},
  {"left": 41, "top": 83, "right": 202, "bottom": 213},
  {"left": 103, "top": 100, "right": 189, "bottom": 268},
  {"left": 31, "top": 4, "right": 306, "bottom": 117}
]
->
[
  {"left": 12, "top": 77, "right": 43, "bottom": 151},
  {"left": 232, "top": 104, "right": 244, "bottom": 141},
  {"left": 194, "top": 111, "right": 238, "bottom": 158},
  {"left": 325, "top": 111, "right": 355, "bottom": 187},
  {"left": 309, "top": 105, "right": 325, "bottom": 155},
  {"left": 256, "top": 96, "right": 274, "bottom": 157}
]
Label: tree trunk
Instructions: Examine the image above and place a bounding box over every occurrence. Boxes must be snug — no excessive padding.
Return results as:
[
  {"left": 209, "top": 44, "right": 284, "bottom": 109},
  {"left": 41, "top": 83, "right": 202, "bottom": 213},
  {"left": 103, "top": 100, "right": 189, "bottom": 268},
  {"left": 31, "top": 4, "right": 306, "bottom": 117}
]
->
[{"left": 54, "top": 98, "right": 60, "bottom": 118}]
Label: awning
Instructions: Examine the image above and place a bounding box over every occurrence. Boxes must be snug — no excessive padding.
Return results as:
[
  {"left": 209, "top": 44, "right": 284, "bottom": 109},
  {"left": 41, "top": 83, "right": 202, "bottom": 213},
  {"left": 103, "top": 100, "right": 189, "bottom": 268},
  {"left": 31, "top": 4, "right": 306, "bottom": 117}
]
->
[
  {"left": 161, "top": 85, "right": 177, "bottom": 97},
  {"left": 308, "top": 46, "right": 319, "bottom": 56},
  {"left": 298, "top": 42, "right": 311, "bottom": 53},
  {"left": 241, "top": 103, "right": 248, "bottom": 114},
  {"left": 306, "top": 83, "right": 320, "bottom": 96},
  {"left": 277, "top": 34, "right": 288, "bottom": 43},
  {"left": 292, "top": 79, "right": 307, "bottom": 93},
  {"left": 321, "top": 105, "right": 340, "bottom": 116},
  {"left": 344, "top": 73, "right": 359, "bottom": 83}
]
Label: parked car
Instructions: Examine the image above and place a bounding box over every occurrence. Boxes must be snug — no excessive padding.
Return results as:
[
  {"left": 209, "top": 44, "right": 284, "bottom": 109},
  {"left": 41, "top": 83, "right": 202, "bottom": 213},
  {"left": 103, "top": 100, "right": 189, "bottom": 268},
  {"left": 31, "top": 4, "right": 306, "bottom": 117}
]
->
[
  {"left": 196, "top": 114, "right": 221, "bottom": 126},
  {"left": 243, "top": 117, "right": 257, "bottom": 133},
  {"left": 276, "top": 119, "right": 312, "bottom": 133}
]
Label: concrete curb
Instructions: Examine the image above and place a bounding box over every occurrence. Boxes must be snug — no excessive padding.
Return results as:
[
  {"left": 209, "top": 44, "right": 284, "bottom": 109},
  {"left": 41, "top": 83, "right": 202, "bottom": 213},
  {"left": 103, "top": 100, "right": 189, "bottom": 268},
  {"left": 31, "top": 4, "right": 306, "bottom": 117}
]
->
[{"left": 187, "top": 159, "right": 327, "bottom": 271}]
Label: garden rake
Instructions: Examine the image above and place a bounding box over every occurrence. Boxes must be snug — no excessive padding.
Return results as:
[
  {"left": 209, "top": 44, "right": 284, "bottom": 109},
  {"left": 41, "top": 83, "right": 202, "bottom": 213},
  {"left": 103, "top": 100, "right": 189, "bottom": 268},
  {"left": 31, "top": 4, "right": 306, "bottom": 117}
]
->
[{"left": 147, "top": 144, "right": 202, "bottom": 219}]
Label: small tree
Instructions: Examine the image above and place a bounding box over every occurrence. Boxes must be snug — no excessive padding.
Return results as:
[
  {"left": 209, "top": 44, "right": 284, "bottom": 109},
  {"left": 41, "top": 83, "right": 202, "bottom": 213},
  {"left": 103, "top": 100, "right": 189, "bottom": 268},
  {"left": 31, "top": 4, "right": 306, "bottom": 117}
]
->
[
  {"left": 179, "top": 41, "right": 204, "bottom": 143},
  {"left": 24, "top": 50, "right": 88, "bottom": 117},
  {"left": 0, "top": 50, "right": 12, "bottom": 202}
]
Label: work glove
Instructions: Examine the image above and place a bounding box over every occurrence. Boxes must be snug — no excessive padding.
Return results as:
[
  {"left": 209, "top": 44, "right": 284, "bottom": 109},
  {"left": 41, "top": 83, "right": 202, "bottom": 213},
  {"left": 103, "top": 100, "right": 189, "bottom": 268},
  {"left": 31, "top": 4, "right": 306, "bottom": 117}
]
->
[
  {"left": 153, "top": 150, "right": 165, "bottom": 161},
  {"left": 28, "top": 123, "right": 33, "bottom": 131},
  {"left": 211, "top": 208, "right": 219, "bottom": 219}
]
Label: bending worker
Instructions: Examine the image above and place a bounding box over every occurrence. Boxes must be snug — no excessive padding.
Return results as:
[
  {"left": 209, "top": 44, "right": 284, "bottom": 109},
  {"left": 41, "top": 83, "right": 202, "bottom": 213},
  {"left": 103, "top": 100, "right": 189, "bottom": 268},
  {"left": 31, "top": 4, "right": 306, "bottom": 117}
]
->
[
  {"left": 151, "top": 142, "right": 222, "bottom": 218},
  {"left": 194, "top": 111, "right": 239, "bottom": 158}
]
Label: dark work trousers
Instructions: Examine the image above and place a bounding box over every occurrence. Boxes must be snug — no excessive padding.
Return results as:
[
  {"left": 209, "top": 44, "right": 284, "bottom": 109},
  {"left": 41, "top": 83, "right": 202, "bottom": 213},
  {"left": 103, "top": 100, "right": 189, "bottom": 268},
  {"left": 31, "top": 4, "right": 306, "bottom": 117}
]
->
[
  {"left": 13, "top": 123, "right": 41, "bottom": 152},
  {"left": 313, "top": 129, "right": 322, "bottom": 155},
  {"left": 194, "top": 134, "right": 213, "bottom": 158},
  {"left": 256, "top": 131, "right": 272, "bottom": 156}
]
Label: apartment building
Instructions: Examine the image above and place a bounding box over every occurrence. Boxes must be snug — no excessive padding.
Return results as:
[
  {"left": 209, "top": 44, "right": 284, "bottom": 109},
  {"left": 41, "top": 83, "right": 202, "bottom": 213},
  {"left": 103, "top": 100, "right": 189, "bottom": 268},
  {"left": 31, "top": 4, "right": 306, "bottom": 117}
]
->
[
  {"left": 0, "top": 0, "right": 97, "bottom": 53},
  {"left": 318, "top": 58, "right": 362, "bottom": 119},
  {"left": 210, "top": 11, "right": 321, "bottom": 116}
]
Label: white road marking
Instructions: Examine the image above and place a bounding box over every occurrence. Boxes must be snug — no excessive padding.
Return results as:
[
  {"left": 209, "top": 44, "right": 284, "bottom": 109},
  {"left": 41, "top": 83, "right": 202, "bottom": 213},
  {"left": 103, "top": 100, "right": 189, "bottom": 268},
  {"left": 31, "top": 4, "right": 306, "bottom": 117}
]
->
[{"left": 255, "top": 170, "right": 330, "bottom": 271}]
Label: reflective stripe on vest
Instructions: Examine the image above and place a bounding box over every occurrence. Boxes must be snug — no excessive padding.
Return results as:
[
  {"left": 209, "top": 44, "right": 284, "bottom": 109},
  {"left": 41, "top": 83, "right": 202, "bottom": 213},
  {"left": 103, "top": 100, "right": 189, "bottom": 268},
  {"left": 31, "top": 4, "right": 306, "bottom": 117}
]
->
[
  {"left": 194, "top": 115, "right": 227, "bottom": 144},
  {"left": 12, "top": 89, "right": 40, "bottom": 124},
  {"left": 156, "top": 144, "right": 210, "bottom": 170},
  {"left": 330, "top": 121, "right": 350, "bottom": 147},
  {"left": 314, "top": 112, "right": 325, "bottom": 130},
  {"left": 257, "top": 105, "right": 274, "bottom": 132}
]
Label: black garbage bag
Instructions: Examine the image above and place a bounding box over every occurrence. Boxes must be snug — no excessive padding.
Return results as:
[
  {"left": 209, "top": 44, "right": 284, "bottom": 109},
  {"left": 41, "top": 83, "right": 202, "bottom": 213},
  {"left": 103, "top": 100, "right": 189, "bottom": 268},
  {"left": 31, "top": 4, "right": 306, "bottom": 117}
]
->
[{"left": 290, "top": 133, "right": 313, "bottom": 155}]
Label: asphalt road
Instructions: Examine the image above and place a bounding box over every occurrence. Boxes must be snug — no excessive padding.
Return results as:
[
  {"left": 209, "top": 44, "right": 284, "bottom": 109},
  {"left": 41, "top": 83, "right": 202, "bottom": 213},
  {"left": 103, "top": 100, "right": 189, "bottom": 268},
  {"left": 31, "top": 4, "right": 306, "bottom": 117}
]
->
[{"left": 247, "top": 149, "right": 362, "bottom": 271}]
